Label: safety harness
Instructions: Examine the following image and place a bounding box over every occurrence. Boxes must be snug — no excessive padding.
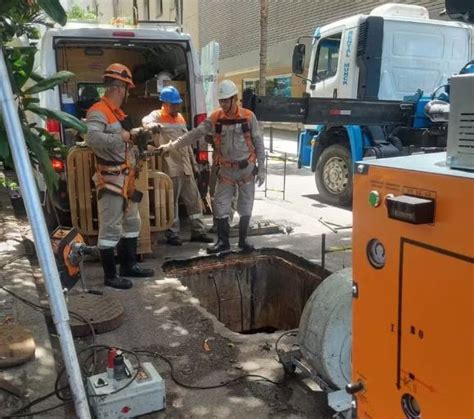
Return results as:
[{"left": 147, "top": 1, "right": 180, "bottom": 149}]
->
[
  {"left": 211, "top": 107, "right": 257, "bottom": 186},
  {"left": 89, "top": 97, "right": 135, "bottom": 200}
]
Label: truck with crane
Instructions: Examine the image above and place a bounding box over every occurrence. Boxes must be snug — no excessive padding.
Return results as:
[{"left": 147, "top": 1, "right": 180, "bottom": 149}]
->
[{"left": 245, "top": 3, "right": 472, "bottom": 206}]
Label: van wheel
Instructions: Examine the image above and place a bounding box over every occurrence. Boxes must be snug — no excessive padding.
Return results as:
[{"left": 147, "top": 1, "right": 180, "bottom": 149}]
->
[{"left": 315, "top": 144, "right": 353, "bottom": 207}]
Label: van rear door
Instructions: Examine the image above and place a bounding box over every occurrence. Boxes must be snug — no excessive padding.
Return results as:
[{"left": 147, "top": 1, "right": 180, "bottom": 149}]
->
[{"left": 53, "top": 35, "right": 194, "bottom": 133}]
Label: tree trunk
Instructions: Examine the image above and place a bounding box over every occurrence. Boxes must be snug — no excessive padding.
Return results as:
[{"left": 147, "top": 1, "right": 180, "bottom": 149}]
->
[{"left": 258, "top": 0, "right": 268, "bottom": 96}]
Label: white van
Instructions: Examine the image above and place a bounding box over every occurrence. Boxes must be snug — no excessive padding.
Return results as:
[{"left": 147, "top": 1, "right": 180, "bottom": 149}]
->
[{"left": 36, "top": 19, "right": 209, "bottom": 226}]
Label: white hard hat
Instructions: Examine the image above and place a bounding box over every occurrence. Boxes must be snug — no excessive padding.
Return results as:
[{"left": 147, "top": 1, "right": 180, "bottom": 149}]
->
[{"left": 217, "top": 80, "right": 238, "bottom": 100}]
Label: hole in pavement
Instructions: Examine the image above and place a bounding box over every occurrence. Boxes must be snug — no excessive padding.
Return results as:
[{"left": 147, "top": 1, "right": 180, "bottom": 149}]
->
[{"left": 162, "top": 248, "right": 326, "bottom": 334}]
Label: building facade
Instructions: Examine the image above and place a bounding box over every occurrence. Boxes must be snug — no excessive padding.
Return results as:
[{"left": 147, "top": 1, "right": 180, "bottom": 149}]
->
[{"left": 191, "top": 0, "right": 454, "bottom": 97}]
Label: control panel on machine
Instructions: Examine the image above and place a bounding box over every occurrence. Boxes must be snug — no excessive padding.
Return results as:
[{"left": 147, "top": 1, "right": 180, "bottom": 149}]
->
[{"left": 385, "top": 195, "right": 435, "bottom": 224}]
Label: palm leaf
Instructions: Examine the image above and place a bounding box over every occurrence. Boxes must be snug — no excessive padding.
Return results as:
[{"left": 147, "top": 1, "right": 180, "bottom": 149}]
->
[
  {"left": 27, "top": 103, "right": 87, "bottom": 133},
  {"left": 36, "top": 0, "right": 67, "bottom": 26},
  {"left": 23, "top": 70, "right": 75, "bottom": 95},
  {"left": 9, "top": 47, "right": 36, "bottom": 89},
  {"left": 0, "top": 127, "right": 11, "bottom": 161},
  {"left": 24, "top": 129, "right": 58, "bottom": 190}
]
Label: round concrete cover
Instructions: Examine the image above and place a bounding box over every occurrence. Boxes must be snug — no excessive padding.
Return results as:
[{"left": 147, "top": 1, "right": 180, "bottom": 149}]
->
[
  {"left": 0, "top": 325, "right": 36, "bottom": 368},
  {"left": 68, "top": 294, "right": 124, "bottom": 337}
]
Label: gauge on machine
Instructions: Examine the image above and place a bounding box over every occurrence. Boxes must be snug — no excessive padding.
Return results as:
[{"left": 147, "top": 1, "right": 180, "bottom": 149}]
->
[{"left": 367, "top": 239, "right": 386, "bottom": 269}]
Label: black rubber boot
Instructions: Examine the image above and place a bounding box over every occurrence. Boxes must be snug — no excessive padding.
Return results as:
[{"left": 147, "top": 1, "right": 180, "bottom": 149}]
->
[
  {"left": 117, "top": 238, "right": 155, "bottom": 278},
  {"left": 99, "top": 248, "right": 133, "bottom": 289},
  {"left": 208, "top": 218, "right": 217, "bottom": 234},
  {"left": 166, "top": 236, "right": 183, "bottom": 246},
  {"left": 207, "top": 218, "right": 230, "bottom": 254},
  {"left": 238, "top": 215, "right": 254, "bottom": 252},
  {"left": 190, "top": 233, "right": 214, "bottom": 243}
]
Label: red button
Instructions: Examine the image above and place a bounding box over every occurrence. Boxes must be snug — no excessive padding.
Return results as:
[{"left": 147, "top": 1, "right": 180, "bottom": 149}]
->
[{"left": 121, "top": 406, "right": 130, "bottom": 413}]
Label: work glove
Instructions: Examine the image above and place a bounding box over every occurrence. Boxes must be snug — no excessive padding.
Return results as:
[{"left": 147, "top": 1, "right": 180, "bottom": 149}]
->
[
  {"left": 121, "top": 130, "right": 132, "bottom": 143},
  {"left": 158, "top": 141, "right": 174, "bottom": 154},
  {"left": 256, "top": 165, "right": 265, "bottom": 187},
  {"left": 146, "top": 123, "right": 161, "bottom": 135}
]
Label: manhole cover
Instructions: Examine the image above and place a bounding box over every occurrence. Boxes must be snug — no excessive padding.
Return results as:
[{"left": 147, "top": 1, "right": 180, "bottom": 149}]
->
[
  {"left": 68, "top": 294, "right": 124, "bottom": 337},
  {"left": 0, "top": 325, "right": 36, "bottom": 368}
]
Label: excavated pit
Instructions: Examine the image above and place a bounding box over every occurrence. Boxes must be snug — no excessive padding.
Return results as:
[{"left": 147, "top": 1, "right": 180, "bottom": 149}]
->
[{"left": 162, "top": 248, "right": 328, "bottom": 333}]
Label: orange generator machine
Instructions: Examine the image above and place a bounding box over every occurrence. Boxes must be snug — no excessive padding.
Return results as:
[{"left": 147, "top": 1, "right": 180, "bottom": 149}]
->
[{"left": 350, "top": 72, "right": 474, "bottom": 418}]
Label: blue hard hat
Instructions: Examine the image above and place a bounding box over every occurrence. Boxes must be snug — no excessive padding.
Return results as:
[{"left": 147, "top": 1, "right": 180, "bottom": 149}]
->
[{"left": 160, "top": 86, "right": 183, "bottom": 104}]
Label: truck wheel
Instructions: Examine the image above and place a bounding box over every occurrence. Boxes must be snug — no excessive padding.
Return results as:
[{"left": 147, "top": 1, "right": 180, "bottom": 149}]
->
[{"left": 315, "top": 144, "right": 353, "bottom": 207}]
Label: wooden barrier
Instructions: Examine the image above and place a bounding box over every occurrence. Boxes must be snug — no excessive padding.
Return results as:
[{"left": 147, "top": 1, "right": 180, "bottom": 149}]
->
[{"left": 67, "top": 146, "right": 174, "bottom": 254}]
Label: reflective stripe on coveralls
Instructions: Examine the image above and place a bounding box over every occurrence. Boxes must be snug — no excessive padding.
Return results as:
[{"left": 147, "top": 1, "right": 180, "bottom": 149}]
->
[
  {"left": 210, "top": 107, "right": 257, "bottom": 218},
  {"left": 142, "top": 109, "right": 206, "bottom": 237},
  {"left": 142, "top": 109, "right": 195, "bottom": 177},
  {"left": 210, "top": 107, "right": 257, "bottom": 171},
  {"left": 169, "top": 105, "right": 264, "bottom": 220},
  {"left": 96, "top": 193, "right": 141, "bottom": 248},
  {"left": 85, "top": 97, "right": 140, "bottom": 248},
  {"left": 88, "top": 97, "right": 134, "bottom": 199}
]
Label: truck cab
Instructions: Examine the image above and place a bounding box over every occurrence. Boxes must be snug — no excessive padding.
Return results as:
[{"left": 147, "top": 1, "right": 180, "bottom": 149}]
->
[
  {"left": 296, "top": 3, "right": 471, "bottom": 205},
  {"left": 35, "top": 13, "right": 209, "bottom": 228}
]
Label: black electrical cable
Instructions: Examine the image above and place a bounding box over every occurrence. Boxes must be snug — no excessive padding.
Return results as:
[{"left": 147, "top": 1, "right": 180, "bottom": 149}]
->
[
  {"left": 0, "top": 286, "right": 138, "bottom": 409},
  {"left": 274, "top": 329, "right": 299, "bottom": 366},
  {"left": 275, "top": 329, "right": 298, "bottom": 356},
  {"left": 0, "top": 286, "right": 98, "bottom": 411},
  {"left": 0, "top": 258, "right": 289, "bottom": 412},
  {"left": 54, "top": 345, "right": 142, "bottom": 401},
  {"left": 0, "top": 254, "right": 98, "bottom": 346},
  {"left": 2, "top": 401, "right": 71, "bottom": 418},
  {"left": 1, "top": 386, "right": 69, "bottom": 419},
  {"left": 134, "top": 350, "right": 285, "bottom": 389},
  {"left": 0, "top": 285, "right": 97, "bottom": 344},
  {"left": 0, "top": 254, "right": 26, "bottom": 269},
  {"left": 4, "top": 342, "right": 286, "bottom": 418}
]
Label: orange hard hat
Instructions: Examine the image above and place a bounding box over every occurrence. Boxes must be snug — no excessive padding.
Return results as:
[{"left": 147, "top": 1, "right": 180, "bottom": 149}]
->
[{"left": 103, "top": 63, "right": 135, "bottom": 88}]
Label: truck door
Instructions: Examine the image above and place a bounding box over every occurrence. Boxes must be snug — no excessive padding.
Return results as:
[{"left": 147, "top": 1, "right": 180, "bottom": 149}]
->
[
  {"left": 308, "top": 31, "right": 342, "bottom": 98},
  {"left": 308, "top": 27, "right": 358, "bottom": 99}
]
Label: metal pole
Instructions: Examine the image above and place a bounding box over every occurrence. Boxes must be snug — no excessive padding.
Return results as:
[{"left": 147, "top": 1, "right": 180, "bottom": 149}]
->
[
  {"left": 283, "top": 152, "right": 287, "bottom": 201},
  {"left": 0, "top": 50, "right": 91, "bottom": 418},
  {"left": 296, "top": 127, "right": 301, "bottom": 155},
  {"left": 269, "top": 125, "right": 273, "bottom": 153},
  {"left": 321, "top": 233, "right": 326, "bottom": 275},
  {"left": 264, "top": 151, "right": 268, "bottom": 198}
]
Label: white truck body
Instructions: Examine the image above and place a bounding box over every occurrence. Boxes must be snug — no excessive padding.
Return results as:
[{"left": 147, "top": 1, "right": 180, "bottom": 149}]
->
[{"left": 307, "top": 4, "right": 471, "bottom": 103}]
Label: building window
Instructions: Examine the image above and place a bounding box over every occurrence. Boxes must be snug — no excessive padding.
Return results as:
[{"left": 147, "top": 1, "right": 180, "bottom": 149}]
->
[
  {"left": 243, "top": 74, "right": 292, "bottom": 97},
  {"left": 313, "top": 33, "right": 342, "bottom": 82},
  {"left": 155, "top": 0, "right": 163, "bottom": 18}
]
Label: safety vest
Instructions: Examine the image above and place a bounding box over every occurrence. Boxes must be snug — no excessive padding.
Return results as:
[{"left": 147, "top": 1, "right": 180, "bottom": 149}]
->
[
  {"left": 88, "top": 98, "right": 134, "bottom": 199},
  {"left": 156, "top": 109, "right": 187, "bottom": 127},
  {"left": 152, "top": 110, "right": 195, "bottom": 177},
  {"left": 210, "top": 107, "right": 257, "bottom": 169}
]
